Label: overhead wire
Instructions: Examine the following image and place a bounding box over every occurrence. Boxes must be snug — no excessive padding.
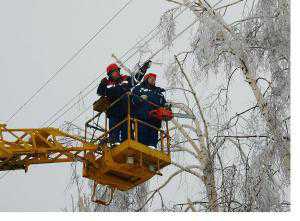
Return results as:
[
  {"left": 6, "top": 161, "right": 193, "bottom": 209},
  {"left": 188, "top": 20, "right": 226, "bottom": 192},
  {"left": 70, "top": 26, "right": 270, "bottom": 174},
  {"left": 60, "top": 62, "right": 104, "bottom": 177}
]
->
[
  {"left": 1, "top": 1, "right": 192, "bottom": 188},
  {"left": 41, "top": 22, "right": 160, "bottom": 127},
  {"left": 1, "top": 4, "right": 193, "bottom": 182},
  {"left": 6, "top": 0, "right": 134, "bottom": 123},
  {"left": 43, "top": 6, "right": 189, "bottom": 127},
  {"left": 0, "top": 171, "right": 10, "bottom": 180},
  {"left": 68, "top": 17, "right": 200, "bottom": 125},
  {"left": 42, "top": 28, "right": 160, "bottom": 127}
]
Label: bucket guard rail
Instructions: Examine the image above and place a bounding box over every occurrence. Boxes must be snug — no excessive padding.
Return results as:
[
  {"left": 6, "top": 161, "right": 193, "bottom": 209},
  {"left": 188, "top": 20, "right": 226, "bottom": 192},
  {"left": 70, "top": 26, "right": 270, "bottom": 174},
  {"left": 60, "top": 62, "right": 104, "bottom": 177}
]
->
[
  {"left": 88, "top": 92, "right": 171, "bottom": 155},
  {"left": 82, "top": 91, "right": 172, "bottom": 204}
]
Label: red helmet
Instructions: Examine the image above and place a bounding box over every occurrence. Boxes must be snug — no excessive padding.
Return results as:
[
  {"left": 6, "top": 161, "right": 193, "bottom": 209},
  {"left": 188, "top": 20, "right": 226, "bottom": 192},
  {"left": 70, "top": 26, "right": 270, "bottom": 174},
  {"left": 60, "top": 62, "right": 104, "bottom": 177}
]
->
[
  {"left": 143, "top": 73, "right": 157, "bottom": 80},
  {"left": 106, "top": 63, "right": 120, "bottom": 75}
]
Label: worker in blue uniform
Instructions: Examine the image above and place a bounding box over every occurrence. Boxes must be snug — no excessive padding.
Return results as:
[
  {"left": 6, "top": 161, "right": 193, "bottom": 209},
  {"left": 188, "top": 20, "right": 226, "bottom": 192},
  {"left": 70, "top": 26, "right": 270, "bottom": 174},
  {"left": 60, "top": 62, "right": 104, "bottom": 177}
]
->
[
  {"left": 132, "top": 73, "right": 166, "bottom": 148},
  {"left": 97, "top": 61, "right": 151, "bottom": 146}
]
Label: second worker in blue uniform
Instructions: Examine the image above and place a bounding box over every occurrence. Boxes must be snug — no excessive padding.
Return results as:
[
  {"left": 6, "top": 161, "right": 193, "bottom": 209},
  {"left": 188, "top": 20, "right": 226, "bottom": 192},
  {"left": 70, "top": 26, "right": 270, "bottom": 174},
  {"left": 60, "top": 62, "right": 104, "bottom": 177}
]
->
[{"left": 132, "top": 73, "right": 166, "bottom": 148}]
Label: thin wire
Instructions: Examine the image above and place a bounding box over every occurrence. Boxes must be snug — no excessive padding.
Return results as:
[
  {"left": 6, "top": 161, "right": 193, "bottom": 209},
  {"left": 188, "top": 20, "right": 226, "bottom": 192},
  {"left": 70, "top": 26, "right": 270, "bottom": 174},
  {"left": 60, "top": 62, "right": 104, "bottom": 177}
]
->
[
  {"left": 0, "top": 171, "right": 10, "bottom": 180},
  {"left": 70, "top": 104, "right": 93, "bottom": 124},
  {"left": 43, "top": 6, "right": 189, "bottom": 127},
  {"left": 1, "top": 5, "right": 183, "bottom": 178},
  {"left": 6, "top": 0, "right": 134, "bottom": 123},
  {"left": 41, "top": 25, "right": 157, "bottom": 127},
  {"left": 41, "top": 77, "right": 99, "bottom": 126},
  {"left": 47, "top": 84, "right": 97, "bottom": 126},
  {"left": 43, "top": 28, "right": 158, "bottom": 127},
  {"left": 69, "top": 18, "right": 200, "bottom": 124}
]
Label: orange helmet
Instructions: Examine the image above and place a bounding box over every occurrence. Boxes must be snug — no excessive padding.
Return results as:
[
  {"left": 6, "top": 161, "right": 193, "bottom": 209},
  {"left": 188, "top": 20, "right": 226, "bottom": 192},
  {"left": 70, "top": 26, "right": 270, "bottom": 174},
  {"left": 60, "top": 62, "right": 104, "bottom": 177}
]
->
[{"left": 106, "top": 63, "right": 120, "bottom": 75}]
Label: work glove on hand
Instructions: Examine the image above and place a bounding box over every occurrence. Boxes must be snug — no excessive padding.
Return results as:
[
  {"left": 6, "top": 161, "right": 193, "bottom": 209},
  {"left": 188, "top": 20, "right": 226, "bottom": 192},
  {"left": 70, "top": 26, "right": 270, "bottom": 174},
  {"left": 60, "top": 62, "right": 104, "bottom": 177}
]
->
[{"left": 140, "top": 60, "right": 152, "bottom": 72}]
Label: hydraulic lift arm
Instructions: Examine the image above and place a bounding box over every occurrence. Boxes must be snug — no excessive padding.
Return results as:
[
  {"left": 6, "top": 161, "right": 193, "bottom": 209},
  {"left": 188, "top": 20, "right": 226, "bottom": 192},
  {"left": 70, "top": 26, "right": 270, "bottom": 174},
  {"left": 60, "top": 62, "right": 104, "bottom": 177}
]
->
[{"left": 0, "top": 123, "right": 98, "bottom": 172}]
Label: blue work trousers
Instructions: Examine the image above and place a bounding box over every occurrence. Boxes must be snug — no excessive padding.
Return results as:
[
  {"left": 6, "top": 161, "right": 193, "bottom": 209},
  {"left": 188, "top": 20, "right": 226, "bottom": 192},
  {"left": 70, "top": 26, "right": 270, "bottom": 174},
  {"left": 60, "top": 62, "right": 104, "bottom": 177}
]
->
[
  {"left": 109, "top": 116, "right": 128, "bottom": 143},
  {"left": 138, "top": 122, "right": 159, "bottom": 147}
]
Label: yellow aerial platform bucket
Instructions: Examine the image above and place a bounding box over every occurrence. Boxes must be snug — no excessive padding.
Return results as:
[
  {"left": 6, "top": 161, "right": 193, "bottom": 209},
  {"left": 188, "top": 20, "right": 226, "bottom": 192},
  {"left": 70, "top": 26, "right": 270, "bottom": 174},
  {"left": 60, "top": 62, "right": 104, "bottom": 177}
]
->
[
  {"left": 84, "top": 92, "right": 172, "bottom": 204},
  {"left": 83, "top": 139, "right": 171, "bottom": 191}
]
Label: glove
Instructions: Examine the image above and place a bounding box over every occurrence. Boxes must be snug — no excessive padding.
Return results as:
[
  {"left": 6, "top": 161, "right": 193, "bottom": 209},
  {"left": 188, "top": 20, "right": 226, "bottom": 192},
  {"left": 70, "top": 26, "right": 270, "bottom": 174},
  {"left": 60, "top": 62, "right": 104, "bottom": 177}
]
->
[
  {"left": 148, "top": 108, "right": 174, "bottom": 121},
  {"left": 144, "top": 60, "right": 152, "bottom": 68},
  {"left": 140, "top": 60, "right": 152, "bottom": 72}
]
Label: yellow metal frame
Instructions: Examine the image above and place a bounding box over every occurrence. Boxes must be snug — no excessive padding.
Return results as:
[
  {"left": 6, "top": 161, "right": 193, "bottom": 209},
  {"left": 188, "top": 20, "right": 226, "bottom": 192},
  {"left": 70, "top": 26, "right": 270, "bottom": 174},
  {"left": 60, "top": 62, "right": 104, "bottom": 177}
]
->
[
  {"left": 83, "top": 139, "right": 171, "bottom": 191},
  {"left": 83, "top": 92, "right": 171, "bottom": 191},
  {"left": 0, "top": 123, "right": 98, "bottom": 171},
  {"left": 0, "top": 92, "right": 172, "bottom": 205}
]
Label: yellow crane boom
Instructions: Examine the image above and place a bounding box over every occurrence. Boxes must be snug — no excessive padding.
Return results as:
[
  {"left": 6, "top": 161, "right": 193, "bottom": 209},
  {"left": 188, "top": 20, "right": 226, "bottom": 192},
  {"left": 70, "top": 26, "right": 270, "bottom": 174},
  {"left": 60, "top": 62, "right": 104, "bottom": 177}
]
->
[{"left": 0, "top": 123, "right": 97, "bottom": 172}]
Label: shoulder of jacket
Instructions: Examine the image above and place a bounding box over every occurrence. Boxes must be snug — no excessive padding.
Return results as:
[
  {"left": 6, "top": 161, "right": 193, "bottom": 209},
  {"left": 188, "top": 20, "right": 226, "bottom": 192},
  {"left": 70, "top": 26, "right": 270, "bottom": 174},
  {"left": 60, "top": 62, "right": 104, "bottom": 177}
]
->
[
  {"left": 156, "top": 87, "right": 166, "bottom": 93},
  {"left": 133, "top": 84, "right": 141, "bottom": 90},
  {"left": 121, "top": 75, "right": 129, "bottom": 80},
  {"left": 101, "top": 77, "right": 109, "bottom": 83},
  {"left": 133, "top": 85, "right": 142, "bottom": 92}
]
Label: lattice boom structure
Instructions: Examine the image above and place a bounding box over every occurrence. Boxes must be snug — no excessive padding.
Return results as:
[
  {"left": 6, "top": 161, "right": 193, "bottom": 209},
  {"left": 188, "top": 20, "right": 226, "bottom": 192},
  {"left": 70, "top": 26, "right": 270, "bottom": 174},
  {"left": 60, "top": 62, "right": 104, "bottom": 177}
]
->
[{"left": 0, "top": 124, "right": 98, "bottom": 171}]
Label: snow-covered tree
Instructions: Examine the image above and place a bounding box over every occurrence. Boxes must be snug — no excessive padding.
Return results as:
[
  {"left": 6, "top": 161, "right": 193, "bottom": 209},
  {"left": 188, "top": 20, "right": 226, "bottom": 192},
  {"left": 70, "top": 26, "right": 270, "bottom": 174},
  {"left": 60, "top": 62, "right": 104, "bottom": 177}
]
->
[
  {"left": 135, "top": 0, "right": 290, "bottom": 212},
  {"left": 66, "top": 0, "right": 290, "bottom": 212}
]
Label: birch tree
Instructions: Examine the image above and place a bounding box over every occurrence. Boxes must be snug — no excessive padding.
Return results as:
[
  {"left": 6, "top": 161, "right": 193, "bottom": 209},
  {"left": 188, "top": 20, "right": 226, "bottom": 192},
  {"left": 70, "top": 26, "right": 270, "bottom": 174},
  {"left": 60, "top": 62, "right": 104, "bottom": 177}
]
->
[
  {"left": 135, "top": 0, "right": 290, "bottom": 212},
  {"left": 65, "top": 0, "right": 290, "bottom": 212}
]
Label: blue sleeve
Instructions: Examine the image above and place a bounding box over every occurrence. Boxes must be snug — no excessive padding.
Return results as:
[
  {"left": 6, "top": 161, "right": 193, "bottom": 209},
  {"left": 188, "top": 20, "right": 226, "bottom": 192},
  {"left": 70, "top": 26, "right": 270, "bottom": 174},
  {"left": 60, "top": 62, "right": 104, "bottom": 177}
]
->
[
  {"left": 97, "top": 79, "right": 107, "bottom": 96},
  {"left": 132, "top": 86, "right": 143, "bottom": 105},
  {"left": 151, "top": 88, "right": 166, "bottom": 107},
  {"left": 160, "top": 95, "right": 166, "bottom": 107},
  {"left": 133, "top": 60, "right": 151, "bottom": 84},
  {"left": 126, "top": 76, "right": 135, "bottom": 89},
  {"left": 106, "top": 85, "right": 123, "bottom": 97},
  {"left": 158, "top": 88, "right": 166, "bottom": 107}
]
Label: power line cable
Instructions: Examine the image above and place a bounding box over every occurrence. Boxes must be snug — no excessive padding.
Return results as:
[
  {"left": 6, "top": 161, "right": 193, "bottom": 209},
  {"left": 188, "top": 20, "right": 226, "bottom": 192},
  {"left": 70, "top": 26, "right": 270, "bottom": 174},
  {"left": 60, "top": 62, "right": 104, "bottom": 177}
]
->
[
  {"left": 42, "top": 27, "right": 158, "bottom": 127},
  {"left": 41, "top": 24, "right": 158, "bottom": 127},
  {"left": 42, "top": 6, "right": 189, "bottom": 127},
  {"left": 6, "top": 0, "right": 134, "bottom": 123},
  {"left": 47, "top": 84, "right": 96, "bottom": 126},
  {"left": 2, "top": 3, "right": 192, "bottom": 184},
  {"left": 68, "top": 17, "right": 200, "bottom": 124},
  {"left": 0, "top": 171, "right": 10, "bottom": 180}
]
